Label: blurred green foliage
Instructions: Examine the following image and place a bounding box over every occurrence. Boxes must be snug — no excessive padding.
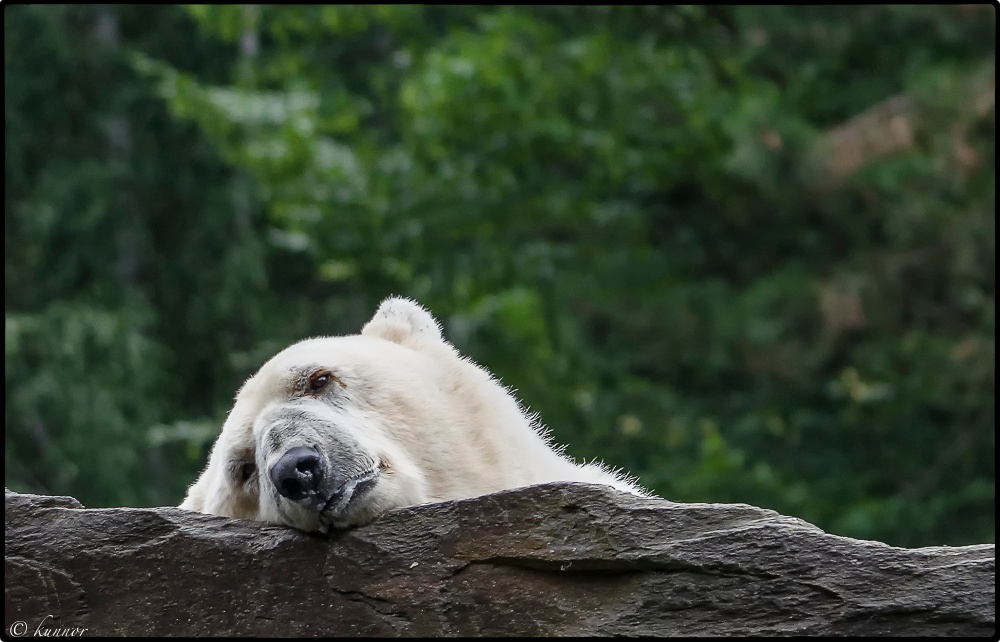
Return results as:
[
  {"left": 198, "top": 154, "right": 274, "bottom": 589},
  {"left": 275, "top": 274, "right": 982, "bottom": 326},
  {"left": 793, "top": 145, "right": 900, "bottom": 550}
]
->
[{"left": 5, "top": 5, "right": 994, "bottom": 547}]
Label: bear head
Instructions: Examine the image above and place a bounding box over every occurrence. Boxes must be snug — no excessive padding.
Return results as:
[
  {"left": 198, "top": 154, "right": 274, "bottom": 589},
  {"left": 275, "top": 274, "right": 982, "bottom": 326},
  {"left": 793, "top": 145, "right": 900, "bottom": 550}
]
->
[{"left": 180, "top": 296, "right": 585, "bottom": 532}]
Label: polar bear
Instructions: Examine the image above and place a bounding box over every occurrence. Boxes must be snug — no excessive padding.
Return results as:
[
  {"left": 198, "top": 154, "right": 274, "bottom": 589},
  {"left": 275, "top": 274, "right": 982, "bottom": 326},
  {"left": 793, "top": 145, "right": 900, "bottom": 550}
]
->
[{"left": 180, "top": 296, "right": 647, "bottom": 532}]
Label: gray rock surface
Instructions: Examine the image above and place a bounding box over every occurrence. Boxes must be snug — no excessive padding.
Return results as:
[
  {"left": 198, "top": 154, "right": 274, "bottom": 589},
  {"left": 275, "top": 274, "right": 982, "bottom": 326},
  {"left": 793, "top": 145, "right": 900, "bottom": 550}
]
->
[{"left": 4, "top": 484, "right": 995, "bottom": 636}]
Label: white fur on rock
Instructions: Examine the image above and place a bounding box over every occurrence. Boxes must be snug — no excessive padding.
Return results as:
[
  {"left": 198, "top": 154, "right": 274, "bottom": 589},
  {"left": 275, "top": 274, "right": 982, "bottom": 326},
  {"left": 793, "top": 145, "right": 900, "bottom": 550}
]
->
[{"left": 181, "top": 296, "right": 647, "bottom": 532}]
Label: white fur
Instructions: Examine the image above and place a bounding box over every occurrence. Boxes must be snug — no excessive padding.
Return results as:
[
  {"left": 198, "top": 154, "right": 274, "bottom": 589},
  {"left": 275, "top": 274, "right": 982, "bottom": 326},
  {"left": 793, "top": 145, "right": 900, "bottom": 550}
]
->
[{"left": 181, "top": 296, "right": 648, "bottom": 531}]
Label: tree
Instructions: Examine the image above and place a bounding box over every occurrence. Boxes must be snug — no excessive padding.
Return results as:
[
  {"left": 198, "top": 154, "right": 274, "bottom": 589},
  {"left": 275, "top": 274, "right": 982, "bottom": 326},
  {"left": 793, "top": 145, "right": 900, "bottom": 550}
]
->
[{"left": 5, "top": 5, "right": 994, "bottom": 546}]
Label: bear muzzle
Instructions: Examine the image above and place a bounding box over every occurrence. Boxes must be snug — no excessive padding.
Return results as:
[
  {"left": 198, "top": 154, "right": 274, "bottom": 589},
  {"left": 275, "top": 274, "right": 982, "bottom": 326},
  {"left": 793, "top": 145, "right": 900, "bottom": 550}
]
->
[{"left": 268, "top": 444, "right": 381, "bottom": 523}]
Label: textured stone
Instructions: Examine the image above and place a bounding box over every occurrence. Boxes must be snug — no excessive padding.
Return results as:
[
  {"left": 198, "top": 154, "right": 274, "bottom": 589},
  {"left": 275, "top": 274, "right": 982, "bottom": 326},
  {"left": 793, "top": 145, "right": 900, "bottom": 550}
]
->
[{"left": 4, "top": 484, "right": 995, "bottom": 636}]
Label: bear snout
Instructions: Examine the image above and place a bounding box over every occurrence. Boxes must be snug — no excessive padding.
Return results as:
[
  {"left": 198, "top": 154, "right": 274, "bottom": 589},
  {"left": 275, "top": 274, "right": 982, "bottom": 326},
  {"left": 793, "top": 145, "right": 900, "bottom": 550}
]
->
[{"left": 269, "top": 445, "right": 324, "bottom": 502}]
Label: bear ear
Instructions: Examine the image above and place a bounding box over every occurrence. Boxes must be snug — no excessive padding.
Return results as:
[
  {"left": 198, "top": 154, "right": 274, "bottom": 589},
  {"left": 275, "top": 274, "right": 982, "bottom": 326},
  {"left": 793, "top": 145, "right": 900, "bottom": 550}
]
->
[{"left": 361, "top": 296, "right": 444, "bottom": 345}]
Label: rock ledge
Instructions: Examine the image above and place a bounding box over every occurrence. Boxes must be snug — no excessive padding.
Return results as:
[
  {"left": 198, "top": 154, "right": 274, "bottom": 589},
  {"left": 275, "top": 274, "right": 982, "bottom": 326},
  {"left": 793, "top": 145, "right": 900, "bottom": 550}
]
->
[{"left": 4, "top": 484, "right": 995, "bottom": 636}]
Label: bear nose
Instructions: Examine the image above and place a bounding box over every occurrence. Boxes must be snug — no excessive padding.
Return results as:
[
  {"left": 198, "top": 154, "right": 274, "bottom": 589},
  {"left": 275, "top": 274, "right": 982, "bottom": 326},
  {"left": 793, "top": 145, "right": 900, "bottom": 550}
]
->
[{"left": 269, "top": 446, "right": 323, "bottom": 501}]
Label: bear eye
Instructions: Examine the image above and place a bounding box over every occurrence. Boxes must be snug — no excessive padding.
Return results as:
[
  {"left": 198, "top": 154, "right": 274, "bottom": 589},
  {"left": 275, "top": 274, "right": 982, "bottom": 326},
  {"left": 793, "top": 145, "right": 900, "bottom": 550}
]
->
[
  {"left": 240, "top": 462, "right": 256, "bottom": 483},
  {"left": 308, "top": 371, "right": 333, "bottom": 394}
]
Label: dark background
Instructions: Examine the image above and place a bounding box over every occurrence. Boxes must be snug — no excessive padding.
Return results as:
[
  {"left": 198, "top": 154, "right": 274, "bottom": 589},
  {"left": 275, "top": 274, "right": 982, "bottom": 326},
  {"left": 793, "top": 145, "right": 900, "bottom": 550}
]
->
[{"left": 5, "top": 5, "right": 995, "bottom": 547}]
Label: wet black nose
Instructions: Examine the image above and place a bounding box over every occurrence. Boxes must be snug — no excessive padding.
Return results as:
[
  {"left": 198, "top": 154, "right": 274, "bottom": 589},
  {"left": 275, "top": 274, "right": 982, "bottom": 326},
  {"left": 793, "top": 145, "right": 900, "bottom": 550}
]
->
[{"left": 269, "top": 446, "right": 323, "bottom": 501}]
